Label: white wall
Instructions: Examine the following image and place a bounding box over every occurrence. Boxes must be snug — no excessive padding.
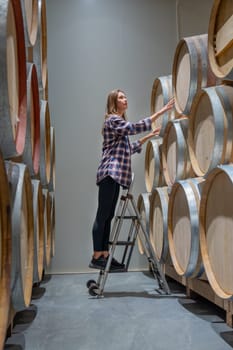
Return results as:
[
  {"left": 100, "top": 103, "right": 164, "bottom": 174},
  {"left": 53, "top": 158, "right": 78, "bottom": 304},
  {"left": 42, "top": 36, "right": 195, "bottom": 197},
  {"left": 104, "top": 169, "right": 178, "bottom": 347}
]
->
[
  {"left": 176, "top": 0, "right": 214, "bottom": 39},
  {"left": 46, "top": 0, "right": 214, "bottom": 273}
]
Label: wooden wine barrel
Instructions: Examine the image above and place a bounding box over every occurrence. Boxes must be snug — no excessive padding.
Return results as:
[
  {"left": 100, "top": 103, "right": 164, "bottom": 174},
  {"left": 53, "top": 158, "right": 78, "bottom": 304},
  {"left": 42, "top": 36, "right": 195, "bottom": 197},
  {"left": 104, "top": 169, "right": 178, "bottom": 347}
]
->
[
  {"left": 32, "top": 179, "right": 44, "bottom": 283},
  {"left": 5, "top": 161, "right": 34, "bottom": 310},
  {"left": 173, "top": 34, "right": 217, "bottom": 115},
  {"left": 43, "top": 188, "right": 52, "bottom": 268},
  {"left": 149, "top": 187, "right": 169, "bottom": 263},
  {"left": 137, "top": 193, "right": 150, "bottom": 255},
  {"left": 48, "top": 126, "right": 56, "bottom": 192},
  {"left": 162, "top": 118, "right": 193, "bottom": 186},
  {"left": 208, "top": 0, "right": 233, "bottom": 78},
  {"left": 0, "top": 154, "right": 12, "bottom": 350},
  {"left": 168, "top": 177, "right": 205, "bottom": 277},
  {"left": 20, "top": 0, "right": 38, "bottom": 47},
  {"left": 30, "top": 0, "right": 47, "bottom": 93},
  {"left": 40, "top": 100, "right": 51, "bottom": 187},
  {"left": 200, "top": 165, "right": 233, "bottom": 299},
  {"left": 144, "top": 137, "right": 166, "bottom": 192},
  {"left": 188, "top": 85, "right": 233, "bottom": 177},
  {"left": 0, "top": 0, "right": 27, "bottom": 159},
  {"left": 22, "top": 63, "right": 40, "bottom": 177},
  {"left": 49, "top": 191, "right": 55, "bottom": 258},
  {"left": 150, "top": 75, "right": 175, "bottom": 135}
]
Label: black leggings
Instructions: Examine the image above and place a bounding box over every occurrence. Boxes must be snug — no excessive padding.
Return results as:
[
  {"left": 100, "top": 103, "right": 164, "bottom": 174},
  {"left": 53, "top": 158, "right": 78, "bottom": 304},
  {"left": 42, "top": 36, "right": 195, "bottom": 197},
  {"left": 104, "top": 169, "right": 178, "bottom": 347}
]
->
[{"left": 92, "top": 176, "right": 120, "bottom": 251}]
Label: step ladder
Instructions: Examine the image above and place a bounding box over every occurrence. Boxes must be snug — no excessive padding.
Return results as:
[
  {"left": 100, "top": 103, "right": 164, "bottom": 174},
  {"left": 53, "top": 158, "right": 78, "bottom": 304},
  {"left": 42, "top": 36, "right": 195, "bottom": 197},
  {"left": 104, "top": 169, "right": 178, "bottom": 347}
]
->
[{"left": 87, "top": 174, "right": 171, "bottom": 297}]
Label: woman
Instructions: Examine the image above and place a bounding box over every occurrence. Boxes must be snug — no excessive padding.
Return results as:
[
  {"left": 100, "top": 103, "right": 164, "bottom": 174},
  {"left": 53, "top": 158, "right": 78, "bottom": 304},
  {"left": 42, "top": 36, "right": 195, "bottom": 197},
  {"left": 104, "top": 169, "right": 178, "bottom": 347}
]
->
[{"left": 90, "top": 89, "right": 174, "bottom": 270}]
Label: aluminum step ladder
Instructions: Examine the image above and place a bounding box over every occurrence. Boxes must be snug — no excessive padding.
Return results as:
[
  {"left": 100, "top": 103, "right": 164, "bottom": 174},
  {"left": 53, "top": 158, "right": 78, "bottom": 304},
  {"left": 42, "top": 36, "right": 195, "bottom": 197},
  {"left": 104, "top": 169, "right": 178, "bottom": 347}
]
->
[{"left": 87, "top": 174, "right": 171, "bottom": 297}]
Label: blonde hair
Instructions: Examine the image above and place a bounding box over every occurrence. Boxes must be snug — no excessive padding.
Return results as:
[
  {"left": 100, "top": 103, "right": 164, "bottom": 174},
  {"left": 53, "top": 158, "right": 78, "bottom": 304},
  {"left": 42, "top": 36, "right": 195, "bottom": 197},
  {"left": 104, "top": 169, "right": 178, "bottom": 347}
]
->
[{"left": 105, "top": 89, "right": 127, "bottom": 120}]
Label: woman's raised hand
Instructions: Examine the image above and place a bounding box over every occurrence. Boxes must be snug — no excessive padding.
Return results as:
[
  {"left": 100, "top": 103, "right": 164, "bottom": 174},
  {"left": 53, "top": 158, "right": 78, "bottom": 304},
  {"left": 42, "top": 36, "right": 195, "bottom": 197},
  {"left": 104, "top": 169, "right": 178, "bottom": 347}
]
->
[
  {"left": 160, "top": 97, "right": 175, "bottom": 114},
  {"left": 150, "top": 97, "right": 175, "bottom": 123}
]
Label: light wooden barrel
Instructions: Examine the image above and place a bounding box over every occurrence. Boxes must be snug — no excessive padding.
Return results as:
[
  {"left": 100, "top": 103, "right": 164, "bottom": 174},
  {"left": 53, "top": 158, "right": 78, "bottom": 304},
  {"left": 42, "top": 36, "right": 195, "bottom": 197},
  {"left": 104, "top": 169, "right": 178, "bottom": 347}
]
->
[
  {"left": 168, "top": 177, "right": 205, "bottom": 278},
  {"left": 5, "top": 161, "right": 34, "bottom": 310},
  {"left": 0, "top": 0, "right": 27, "bottom": 159},
  {"left": 149, "top": 187, "right": 169, "bottom": 263},
  {"left": 0, "top": 154, "right": 12, "bottom": 350},
  {"left": 32, "top": 179, "right": 44, "bottom": 283},
  {"left": 144, "top": 137, "right": 166, "bottom": 192},
  {"left": 162, "top": 118, "right": 193, "bottom": 186},
  {"left": 137, "top": 193, "right": 150, "bottom": 255},
  {"left": 172, "top": 34, "right": 217, "bottom": 115},
  {"left": 40, "top": 100, "right": 51, "bottom": 187},
  {"left": 22, "top": 63, "right": 40, "bottom": 177},
  {"left": 150, "top": 75, "right": 175, "bottom": 135},
  {"left": 48, "top": 126, "right": 56, "bottom": 192},
  {"left": 200, "top": 164, "right": 233, "bottom": 299},
  {"left": 43, "top": 188, "right": 52, "bottom": 268},
  {"left": 20, "top": 0, "right": 38, "bottom": 47},
  {"left": 188, "top": 85, "right": 233, "bottom": 177},
  {"left": 208, "top": 0, "right": 233, "bottom": 78}
]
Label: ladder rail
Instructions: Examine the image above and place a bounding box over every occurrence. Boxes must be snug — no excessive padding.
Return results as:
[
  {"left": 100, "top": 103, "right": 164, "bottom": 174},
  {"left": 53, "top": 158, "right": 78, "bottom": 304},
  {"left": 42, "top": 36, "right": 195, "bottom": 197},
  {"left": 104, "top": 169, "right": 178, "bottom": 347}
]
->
[
  {"left": 130, "top": 196, "right": 171, "bottom": 294},
  {"left": 121, "top": 220, "right": 138, "bottom": 268},
  {"left": 96, "top": 194, "right": 130, "bottom": 294}
]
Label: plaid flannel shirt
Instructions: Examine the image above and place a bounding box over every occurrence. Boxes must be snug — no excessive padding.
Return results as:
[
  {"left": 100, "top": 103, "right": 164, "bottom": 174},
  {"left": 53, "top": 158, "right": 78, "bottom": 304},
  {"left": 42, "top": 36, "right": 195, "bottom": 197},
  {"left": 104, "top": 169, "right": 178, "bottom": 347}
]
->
[{"left": 96, "top": 114, "right": 152, "bottom": 188}]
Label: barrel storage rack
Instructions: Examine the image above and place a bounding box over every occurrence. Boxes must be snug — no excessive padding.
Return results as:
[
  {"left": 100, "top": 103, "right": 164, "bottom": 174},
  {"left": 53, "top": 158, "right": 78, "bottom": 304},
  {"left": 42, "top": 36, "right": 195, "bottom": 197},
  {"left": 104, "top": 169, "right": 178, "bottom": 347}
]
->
[
  {"left": 0, "top": 1, "right": 56, "bottom": 349},
  {"left": 138, "top": 0, "right": 233, "bottom": 327}
]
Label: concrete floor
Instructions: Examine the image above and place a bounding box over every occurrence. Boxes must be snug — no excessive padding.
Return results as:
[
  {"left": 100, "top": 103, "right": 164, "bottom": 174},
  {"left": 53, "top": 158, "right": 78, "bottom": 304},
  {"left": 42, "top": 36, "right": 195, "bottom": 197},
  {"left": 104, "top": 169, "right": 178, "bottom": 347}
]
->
[{"left": 4, "top": 271, "right": 233, "bottom": 350}]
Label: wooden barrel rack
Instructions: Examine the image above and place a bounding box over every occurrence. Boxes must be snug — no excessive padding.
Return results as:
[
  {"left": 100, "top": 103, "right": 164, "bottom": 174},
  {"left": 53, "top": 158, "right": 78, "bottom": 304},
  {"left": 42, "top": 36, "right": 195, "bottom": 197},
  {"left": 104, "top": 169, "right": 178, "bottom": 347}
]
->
[{"left": 165, "top": 263, "right": 233, "bottom": 328}]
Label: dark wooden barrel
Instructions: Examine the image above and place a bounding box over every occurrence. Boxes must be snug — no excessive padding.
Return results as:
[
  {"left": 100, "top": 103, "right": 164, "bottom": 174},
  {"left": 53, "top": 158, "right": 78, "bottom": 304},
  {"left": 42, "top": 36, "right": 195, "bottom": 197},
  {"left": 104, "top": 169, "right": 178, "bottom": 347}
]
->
[
  {"left": 5, "top": 161, "right": 34, "bottom": 310},
  {"left": 162, "top": 118, "right": 193, "bottom": 186},
  {"left": 40, "top": 100, "right": 51, "bottom": 187},
  {"left": 200, "top": 164, "right": 233, "bottom": 299},
  {"left": 22, "top": 63, "right": 40, "bottom": 177},
  {"left": 49, "top": 191, "right": 55, "bottom": 258},
  {"left": 32, "top": 179, "right": 44, "bottom": 283},
  {"left": 150, "top": 75, "right": 175, "bottom": 136},
  {"left": 172, "top": 34, "right": 218, "bottom": 115},
  {"left": 20, "top": 0, "right": 39, "bottom": 47},
  {"left": 149, "top": 187, "right": 169, "bottom": 263},
  {"left": 208, "top": 0, "right": 233, "bottom": 78},
  {"left": 0, "top": 0, "right": 27, "bottom": 158},
  {"left": 48, "top": 126, "right": 55, "bottom": 192},
  {"left": 30, "top": 0, "right": 47, "bottom": 95},
  {"left": 0, "top": 154, "right": 12, "bottom": 350},
  {"left": 43, "top": 188, "right": 52, "bottom": 268},
  {"left": 137, "top": 193, "right": 150, "bottom": 255},
  {"left": 168, "top": 177, "right": 205, "bottom": 278},
  {"left": 144, "top": 137, "right": 166, "bottom": 192},
  {"left": 188, "top": 85, "right": 233, "bottom": 177}
]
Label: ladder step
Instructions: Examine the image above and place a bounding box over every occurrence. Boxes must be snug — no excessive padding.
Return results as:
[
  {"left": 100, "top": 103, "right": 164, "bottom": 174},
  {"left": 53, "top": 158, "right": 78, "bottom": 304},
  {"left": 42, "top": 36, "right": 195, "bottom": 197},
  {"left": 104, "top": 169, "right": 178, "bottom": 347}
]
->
[
  {"left": 116, "top": 215, "right": 137, "bottom": 219},
  {"left": 109, "top": 240, "right": 134, "bottom": 246},
  {"left": 108, "top": 268, "right": 127, "bottom": 273}
]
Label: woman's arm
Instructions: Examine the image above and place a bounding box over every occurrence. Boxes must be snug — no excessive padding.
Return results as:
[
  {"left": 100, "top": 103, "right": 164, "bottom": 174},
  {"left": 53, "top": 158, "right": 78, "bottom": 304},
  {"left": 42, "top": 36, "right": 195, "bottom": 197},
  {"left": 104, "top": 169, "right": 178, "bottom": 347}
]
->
[
  {"left": 109, "top": 97, "right": 174, "bottom": 136},
  {"left": 150, "top": 98, "right": 174, "bottom": 124},
  {"left": 109, "top": 116, "right": 152, "bottom": 136}
]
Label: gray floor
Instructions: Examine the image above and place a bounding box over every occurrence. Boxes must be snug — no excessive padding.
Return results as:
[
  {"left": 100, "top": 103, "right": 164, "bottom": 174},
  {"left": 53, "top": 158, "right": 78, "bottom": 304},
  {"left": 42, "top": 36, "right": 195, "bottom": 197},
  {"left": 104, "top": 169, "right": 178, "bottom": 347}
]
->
[{"left": 5, "top": 271, "right": 233, "bottom": 350}]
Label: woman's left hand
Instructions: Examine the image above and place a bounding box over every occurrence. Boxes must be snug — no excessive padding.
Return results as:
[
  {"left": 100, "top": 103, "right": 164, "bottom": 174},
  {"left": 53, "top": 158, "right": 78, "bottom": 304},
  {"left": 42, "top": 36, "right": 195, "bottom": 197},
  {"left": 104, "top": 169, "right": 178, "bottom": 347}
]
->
[
  {"left": 152, "top": 127, "right": 161, "bottom": 136},
  {"left": 148, "top": 127, "right": 161, "bottom": 138},
  {"left": 139, "top": 127, "right": 161, "bottom": 145}
]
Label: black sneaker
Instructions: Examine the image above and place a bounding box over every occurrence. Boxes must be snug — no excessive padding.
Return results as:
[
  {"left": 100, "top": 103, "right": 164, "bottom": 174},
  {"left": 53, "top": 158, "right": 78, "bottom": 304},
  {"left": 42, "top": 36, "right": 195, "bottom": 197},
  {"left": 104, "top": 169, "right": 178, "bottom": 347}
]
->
[
  {"left": 108, "top": 256, "right": 125, "bottom": 269},
  {"left": 89, "top": 256, "right": 107, "bottom": 270}
]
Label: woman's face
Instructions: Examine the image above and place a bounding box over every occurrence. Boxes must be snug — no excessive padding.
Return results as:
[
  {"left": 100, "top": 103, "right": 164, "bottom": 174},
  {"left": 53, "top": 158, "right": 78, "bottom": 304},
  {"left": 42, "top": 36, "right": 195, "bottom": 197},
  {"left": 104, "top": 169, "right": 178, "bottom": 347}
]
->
[{"left": 116, "top": 91, "right": 128, "bottom": 115}]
